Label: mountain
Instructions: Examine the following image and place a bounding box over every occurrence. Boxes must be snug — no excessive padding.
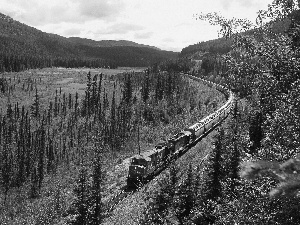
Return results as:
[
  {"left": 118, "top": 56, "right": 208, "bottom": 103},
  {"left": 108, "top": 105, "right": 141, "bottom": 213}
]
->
[
  {"left": 181, "top": 12, "right": 296, "bottom": 59},
  {"left": 68, "top": 37, "right": 160, "bottom": 50},
  {"left": 0, "top": 12, "right": 178, "bottom": 72}
]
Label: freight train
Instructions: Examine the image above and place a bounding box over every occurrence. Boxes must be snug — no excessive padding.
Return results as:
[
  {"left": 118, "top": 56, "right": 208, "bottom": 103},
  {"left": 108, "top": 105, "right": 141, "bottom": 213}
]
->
[{"left": 127, "top": 73, "right": 235, "bottom": 187}]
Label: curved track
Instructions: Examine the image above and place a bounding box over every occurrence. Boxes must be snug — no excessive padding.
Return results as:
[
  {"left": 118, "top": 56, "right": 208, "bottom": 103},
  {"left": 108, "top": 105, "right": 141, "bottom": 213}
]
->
[{"left": 105, "top": 73, "right": 235, "bottom": 214}]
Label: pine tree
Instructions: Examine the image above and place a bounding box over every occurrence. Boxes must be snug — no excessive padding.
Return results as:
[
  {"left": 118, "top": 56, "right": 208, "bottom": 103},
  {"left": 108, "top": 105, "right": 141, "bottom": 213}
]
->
[
  {"left": 171, "top": 164, "right": 196, "bottom": 223},
  {"left": 29, "top": 167, "right": 39, "bottom": 198},
  {"left": 249, "top": 109, "right": 263, "bottom": 154},
  {"left": 37, "top": 122, "right": 46, "bottom": 191},
  {"left": 110, "top": 82, "right": 116, "bottom": 151},
  {"left": 122, "top": 73, "right": 133, "bottom": 104},
  {"left": 222, "top": 100, "right": 241, "bottom": 196},
  {"left": 68, "top": 93, "right": 72, "bottom": 110},
  {"left": 54, "top": 93, "right": 58, "bottom": 117},
  {"left": 1, "top": 137, "right": 12, "bottom": 203},
  {"left": 75, "top": 92, "right": 79, "bottom": 119},
  {"left": 89, "top": 146, "right": 105, "bottom": 225},
  {"left": 71, "top": 165, "right": 90, "bottom": 225},
  {"left": 141, "top": 69, "right": 150, "bottom": 103},
  {"left": 31, "top": 86, "right": 40, "bottom": 118},
  {"left": 201, "top": 128, "right": 223, "bottom": 202}
]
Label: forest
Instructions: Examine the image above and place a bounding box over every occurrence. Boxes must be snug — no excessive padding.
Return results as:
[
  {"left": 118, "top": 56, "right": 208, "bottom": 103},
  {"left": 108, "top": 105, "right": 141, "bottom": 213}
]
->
[
  {"left": 0, "top": 66, "right": 223, "bottom": 224},
  {"left": 1, "top": 0, "right": 300, "bottom": 224},
  {"left": 138, "top": 1, "right": 300, "bottom": 224},
  {"left": 0, "top": 13, "right": 178, "bottom": 71}
]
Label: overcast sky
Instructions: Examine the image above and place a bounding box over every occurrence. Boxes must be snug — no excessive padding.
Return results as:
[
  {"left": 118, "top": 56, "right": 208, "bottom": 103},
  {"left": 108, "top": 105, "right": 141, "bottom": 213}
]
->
[{"left": 1, "top": 0, "right": 272, "bottom": 52}]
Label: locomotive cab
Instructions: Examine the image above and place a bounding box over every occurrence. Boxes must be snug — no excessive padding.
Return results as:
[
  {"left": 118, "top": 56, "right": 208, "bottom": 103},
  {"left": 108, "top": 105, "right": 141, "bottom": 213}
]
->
[{"left": 127, "top": 155, "right": 150, "bottom": 187}]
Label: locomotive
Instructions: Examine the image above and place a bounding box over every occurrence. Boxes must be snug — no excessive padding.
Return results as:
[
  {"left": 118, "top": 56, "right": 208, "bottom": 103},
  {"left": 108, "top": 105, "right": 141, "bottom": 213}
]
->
[{"left": 127, "top": 73, "right": 235, "bottom": 187}]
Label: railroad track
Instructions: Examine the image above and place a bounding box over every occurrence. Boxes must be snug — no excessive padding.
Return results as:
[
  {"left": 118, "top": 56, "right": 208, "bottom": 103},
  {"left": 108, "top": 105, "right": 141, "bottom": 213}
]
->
[{"left": 104, "top": 73, "right": 234, "bottom": 215}]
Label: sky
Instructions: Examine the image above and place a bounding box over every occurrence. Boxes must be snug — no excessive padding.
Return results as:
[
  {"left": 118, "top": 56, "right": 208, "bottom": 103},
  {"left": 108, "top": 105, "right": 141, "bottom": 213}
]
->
[{"left": 0, "top": 0, "right": 273, "bottom": 52}]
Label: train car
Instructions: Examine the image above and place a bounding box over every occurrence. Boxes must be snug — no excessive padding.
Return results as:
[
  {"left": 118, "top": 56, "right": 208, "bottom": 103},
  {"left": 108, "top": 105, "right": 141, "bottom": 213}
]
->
[
  {"left": 168, "top": 130, "right": 193, "bottom": 154},
  {"left": 187, "top": 122, "right": 205, "bottom": 140},
  {"left": 155, "top": 142, "right": 173, "bottom": 161}
]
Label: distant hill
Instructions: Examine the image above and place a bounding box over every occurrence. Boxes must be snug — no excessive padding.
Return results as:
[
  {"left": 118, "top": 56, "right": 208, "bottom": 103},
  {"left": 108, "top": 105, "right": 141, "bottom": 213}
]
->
[
  {"left": 0, "top": 12, "right": 178, "bottom": 72},
  {"left": 68, "top": 37, "right": 160, "bottom": 50},
  {"left": 181, "top": 37, "right": 232, "bottom": 58},
  {"left": 181, "top": 12, "right": 296, "bottom": 59}
]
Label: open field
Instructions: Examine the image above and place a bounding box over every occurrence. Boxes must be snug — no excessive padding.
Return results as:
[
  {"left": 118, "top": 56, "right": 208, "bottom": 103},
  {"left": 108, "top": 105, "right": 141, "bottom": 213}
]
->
[{"left": 0, "top": 67, "right": 146, "bottom": 111}]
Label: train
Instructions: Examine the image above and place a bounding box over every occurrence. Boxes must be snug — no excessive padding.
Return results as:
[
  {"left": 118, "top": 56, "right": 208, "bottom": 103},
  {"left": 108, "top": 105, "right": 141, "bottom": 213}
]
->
[{"left": 127, "top": 73, "right": 235, "bottom": 187}]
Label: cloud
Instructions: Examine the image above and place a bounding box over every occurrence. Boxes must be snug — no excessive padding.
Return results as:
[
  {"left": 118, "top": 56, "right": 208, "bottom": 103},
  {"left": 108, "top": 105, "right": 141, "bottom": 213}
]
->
[
  {"left": 1, "top": 0, "right": 125, "bottom": 26},
  {"left": 78, "top": 0, "right": 125, "bottom": 20},
  {"left": 219, "top": 0, "right": 267, "bottom": 12},
  {"left": 134, "top": 31, "right": 153, "bottom": 39},
  {"left": 63, "top": 27, "right": 82, "bottom": 36},
  {"left": 95, "top": 23, "right": 144, "bottom": 35},
  {"left": 162, "top": 37, "right": 175, "bottom": 43}
]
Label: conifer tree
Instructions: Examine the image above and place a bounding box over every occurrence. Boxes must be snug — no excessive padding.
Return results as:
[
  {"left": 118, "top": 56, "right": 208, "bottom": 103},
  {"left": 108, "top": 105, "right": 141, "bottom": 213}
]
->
[
  {"left": 110, "top": 83, "right": 116, "bottom": 150},
  {"left": 123, "top": 73, "right": 133, "bottom": 104},
  {"left": 172, "top": 164, "right": 196, "bottom": 223},
  {"left": 227, "top": 101, "right": 241, "bottom": 195},
  {"left": 71, "top": 165, "right": 90, "bottom": 225},
  {"left": 249, "top": 109, "right": 263, "bottom": 153},
  {"left": 37, "top": 122, "right": 46, "bottom": 191},
  {"left": 68, "top": 93, "right": 72, "bottom": 110},
  {"left": 31, "top": 86, "right": 40, "bottom": 118},
  {"left": 201, "top": 128, "right": 223, "bottom": 202},
  {"left": 48, "top": 101, "right": 53, "bottom": 124},
  {"left": 1, "top": 138, "right": 12, "bottom": 203},
  {"left": 141, "top": 69, "right": 150, "bottom": 103},
  {"left": 54, "top": 93, "right": 58, "bottom": 117},
  {"left": 29, "top": 167, "right": 39, "bottom": 198},
  {"left": 89, "top": 145, "right": 105, "bottom": 225},
  {"left": 75, "top": 92, "right": 79, "bottom": 119}
]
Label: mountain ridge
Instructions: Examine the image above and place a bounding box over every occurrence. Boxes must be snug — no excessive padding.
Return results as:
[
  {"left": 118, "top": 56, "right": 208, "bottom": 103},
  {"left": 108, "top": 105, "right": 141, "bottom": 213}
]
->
[
  {"left": 0, "top": 12, "right": 178, "bottom": 71},
  {"left": 67, "top": 37, "right": 161, "bottom": 50}
]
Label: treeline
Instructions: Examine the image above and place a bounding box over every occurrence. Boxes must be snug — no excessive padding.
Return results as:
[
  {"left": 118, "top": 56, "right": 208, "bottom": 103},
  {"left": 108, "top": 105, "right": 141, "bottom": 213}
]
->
[
  {"left": 0, "top": 12, "right": 177, "bottom": 72},
  {"left": 181, "top": 37, "right": 232, "bottom": 58},
  {"left": 0, "top": 51, "right": 116, "bottom": 73},
  {"left": 77, "top": 45, "right": 178, "bottom": 68}
]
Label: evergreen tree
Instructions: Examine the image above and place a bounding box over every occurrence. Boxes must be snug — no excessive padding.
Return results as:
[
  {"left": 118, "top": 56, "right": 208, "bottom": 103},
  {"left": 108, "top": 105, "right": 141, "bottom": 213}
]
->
[
  {"left": 75, "top": 92, "right": 79, "bottom": 119},
  {"left": 89, "top": 146, "right": 105, "bottom": 225},
  {"left": 30, "top": 86, "right": 40, "bottom": 118},
  {"left": 122, "top": 73, "right": 133, "bottom": 104},
  {"left": 174, "top": 163, "right": 195, "bottom": 223},
  {"left": 71, "top": 165, "right": 90, "bottom": 225},
  {"left": 249, "top": 109, "right": 263, "bottom": 153},
  {"left": 110, "top": 82, "right": 116, "bottom": 151},
  {"left": 29, "top": 167, "right": 39, "bottom": 198},
  {"left": 201, "top": 128, "right": 223, "bottom": 202},
  {"left": 37, "top": 122, "right": 46, "bottom": 190},
  {"left": 141, "top": 69, "right": 150, "bottom": 103},
  {"left": 1, "top": 137, "right": 12, "bottom": 203},
  {"left": 228, "top": 101, "right": 240, "bottom": 195}
]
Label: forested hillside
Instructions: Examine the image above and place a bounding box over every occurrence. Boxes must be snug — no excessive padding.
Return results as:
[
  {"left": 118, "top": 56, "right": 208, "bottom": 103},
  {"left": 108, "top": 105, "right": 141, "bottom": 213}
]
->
[
  {"left": 139, "top": 1, "right": 300, "bottom": 224},
  {"left": 181, "top": 10, "right": 299, "bottom": 77},
  {"left": 68, "top": 37, "right": 160, "bottom": 50},
  {"left": 0, "top": 13, "right": 178, "bottom": 71}
]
